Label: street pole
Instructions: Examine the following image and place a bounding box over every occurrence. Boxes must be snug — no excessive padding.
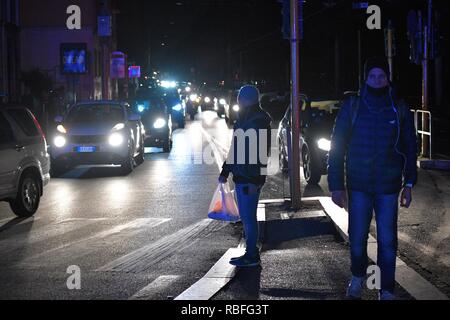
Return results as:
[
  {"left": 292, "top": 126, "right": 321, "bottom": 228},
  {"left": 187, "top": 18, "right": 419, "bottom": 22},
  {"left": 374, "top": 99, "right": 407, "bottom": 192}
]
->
[
  {"left": 289, "top": 0, "right": 301, "bottom": 209},
  {"left": 386, "top": 20, "right": 395, "bottom": 83},
  {"left": 421, "top": 0, "right": 432, "bottom": 158},
  {"left": 358, "top": 30, "right": 362, "bottom": 89}
]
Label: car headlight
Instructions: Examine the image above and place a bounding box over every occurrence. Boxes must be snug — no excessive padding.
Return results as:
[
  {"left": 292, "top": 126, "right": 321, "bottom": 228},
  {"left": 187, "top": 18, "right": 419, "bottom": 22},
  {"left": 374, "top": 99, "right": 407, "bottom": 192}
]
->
[
  {"left": 185, "top": 86, "right": 191, "bottom": 92},
  {"left": 172, "top": 104, "right": 183, "bottom": 111},
  {"left": 219, "top": 98, "right": 226, "bottom": 105},
  {"left": 190, "top": 94, "right": 198, "bottom": 102},
  {"left": 317, "top": 138, "right": 331, "bottom": 151},
  {"left": 56, "top": 125, "right": 67, "bottom": 134},
  {"left": 204, "top": 97, "right": 211, "bottom": 103},
  {"left": 138, "top": 104, "right": 145, "bottom": 113},
  {"left": 232, "top": 104, "right": 240, "bottom": 112},
  {"left": 54, "top": 135, "right": 66, "bottom": 148},
  {"left": 153, "top": 118, "right": 166, "bottom": 129},
  {"left": 109, "top": 133, "right": 124, "bottom": 147}
]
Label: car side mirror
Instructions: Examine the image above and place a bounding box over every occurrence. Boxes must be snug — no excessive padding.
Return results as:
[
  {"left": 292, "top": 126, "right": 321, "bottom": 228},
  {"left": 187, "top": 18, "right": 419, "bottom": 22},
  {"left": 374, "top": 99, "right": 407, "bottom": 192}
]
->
[
  {"left": 54, "top": 115, "right": 63, "bottom": 123},
  {"left": 128, "top": 114, "right": 141, "bottom": 121}
]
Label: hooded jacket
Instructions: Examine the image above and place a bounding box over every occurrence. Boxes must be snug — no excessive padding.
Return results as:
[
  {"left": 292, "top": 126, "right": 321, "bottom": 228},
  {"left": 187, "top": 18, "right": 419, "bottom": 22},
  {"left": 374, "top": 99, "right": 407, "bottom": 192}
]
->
[
  {"left": 220, "top": 104, "right": 272, "bottom": 185},
  {"left": 328, "top": 85, "right": 418, "bottom": 194}
]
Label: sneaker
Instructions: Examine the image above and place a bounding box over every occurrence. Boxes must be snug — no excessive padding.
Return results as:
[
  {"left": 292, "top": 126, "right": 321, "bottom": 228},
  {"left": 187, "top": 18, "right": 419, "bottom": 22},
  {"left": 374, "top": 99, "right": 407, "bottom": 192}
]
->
[
  {"left": 346, "top": 276, "right": 365, "bottom": 300},
  {"left": 379, "top": 290, "right": 396, "bottom": 300},
  {"left": 230, "top": 250, "right": 259, "bottom": 262},
  {"left": 229, "top": 253, "right": 260, "bottom": 267}
]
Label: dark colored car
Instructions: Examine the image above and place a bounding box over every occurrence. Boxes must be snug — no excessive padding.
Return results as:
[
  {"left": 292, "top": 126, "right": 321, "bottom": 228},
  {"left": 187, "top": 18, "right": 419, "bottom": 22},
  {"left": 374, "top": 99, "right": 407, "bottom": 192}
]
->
[
  {"left": 277, "top": 97, "right": 341, "bottom": 184},
  {"left": 162, "top": 89, "right": 185, "bottom": 129},
  {"left": 131, "top": 95, "right": 173, "bottom": 153},
  {"left": 224, "top": 89, "right": 239, "bottom": 127},
  {"left": 51, "top": 101, "right": 145, "bottom": 176}
]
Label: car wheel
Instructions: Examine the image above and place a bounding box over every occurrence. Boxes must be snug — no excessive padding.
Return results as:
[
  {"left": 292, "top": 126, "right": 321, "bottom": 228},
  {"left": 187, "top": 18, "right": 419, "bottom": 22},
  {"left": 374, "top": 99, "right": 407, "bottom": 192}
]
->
[
  {"left": 9, "top": 172, "right": 41, "bottom": 218},
  {"left": 163, "top": 139, "right": 172, "bottom": 153},
  {"left": 120, "top": 144, "right": 135, "bottom": 175},
  {"left": 135, "top": 141, "right": 145, "bottom": 166},
  {"left": 279, "top": 140, "right": 288, "bottom": 173},
  {"left": 178, "top": 119, "right": 185, "bottom": 129},
  {"left": 302, "top": 147, "right": 321, "bottom": 185}
]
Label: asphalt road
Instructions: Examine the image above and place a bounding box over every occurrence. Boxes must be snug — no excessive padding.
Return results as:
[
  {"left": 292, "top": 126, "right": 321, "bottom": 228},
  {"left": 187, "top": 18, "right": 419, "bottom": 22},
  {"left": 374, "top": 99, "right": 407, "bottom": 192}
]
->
[{"left": 0, "top": 111, "right": 448, "bottom": 299}]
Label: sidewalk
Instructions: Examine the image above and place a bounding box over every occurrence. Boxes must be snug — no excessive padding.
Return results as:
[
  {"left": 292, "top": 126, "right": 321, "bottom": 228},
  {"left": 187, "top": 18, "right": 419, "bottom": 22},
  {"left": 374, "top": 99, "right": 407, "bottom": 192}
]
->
[{"left": 213, "top": 199, "right": 417, "bottom": 300}]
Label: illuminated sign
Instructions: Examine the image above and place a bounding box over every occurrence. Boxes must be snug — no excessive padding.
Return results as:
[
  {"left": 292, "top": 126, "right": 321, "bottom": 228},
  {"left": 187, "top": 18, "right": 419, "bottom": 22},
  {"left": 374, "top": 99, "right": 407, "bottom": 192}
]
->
[
  {"left": 60, "top": 43, "right": 87, "bottom": 74},
  {"left": 128, "top": 66, "right": 141, "bottom": 78}
]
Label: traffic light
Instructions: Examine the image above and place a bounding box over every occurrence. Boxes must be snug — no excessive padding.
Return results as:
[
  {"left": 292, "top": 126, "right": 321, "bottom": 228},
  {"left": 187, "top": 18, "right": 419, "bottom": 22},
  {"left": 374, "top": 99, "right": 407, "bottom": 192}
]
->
[{"left": 279, "top": 0, "right": 304, "bottom": 40}]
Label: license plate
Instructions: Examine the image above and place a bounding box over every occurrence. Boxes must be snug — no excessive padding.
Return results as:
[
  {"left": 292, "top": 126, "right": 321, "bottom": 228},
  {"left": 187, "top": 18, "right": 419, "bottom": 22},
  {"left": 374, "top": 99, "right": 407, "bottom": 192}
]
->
[{"left": 75, "top": 146, "right": 97, "bottom": 153}]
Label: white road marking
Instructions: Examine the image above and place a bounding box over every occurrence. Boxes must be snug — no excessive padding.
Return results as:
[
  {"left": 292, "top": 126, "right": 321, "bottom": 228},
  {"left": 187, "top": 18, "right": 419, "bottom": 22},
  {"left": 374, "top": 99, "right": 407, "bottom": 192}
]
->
[
  {"left": 315, "top": 196, "right": 448, "bottom": 300},
  {"left": 96, "top": 219, "right": 225, "bottom": 273},
  {"left": 175, "top": 247, "right": 245, "bottom": 300},
  {"left": 0, "top": 218, "right": 107, "bottom": 254},
  {"left": 130, "top": 275, "right": 181, "bottom": 300},
  {"left": 175, "top": 204, "right": 266, "bottom": 300},
  {"left": 17, "top": 218, "right": 171, "bottom": 266}
]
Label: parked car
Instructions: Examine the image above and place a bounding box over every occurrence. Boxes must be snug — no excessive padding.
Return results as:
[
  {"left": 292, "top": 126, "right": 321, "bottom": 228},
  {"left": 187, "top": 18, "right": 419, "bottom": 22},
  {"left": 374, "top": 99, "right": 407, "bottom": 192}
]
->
[
  {"left": 50, "top": 101, "right": 145, "bottom": 176},
  {"left": 277, "top": 97, "right": 341, "bottom": 184},
  {"left": 0, "top": 106, "right": 50, "bottom": 217}
]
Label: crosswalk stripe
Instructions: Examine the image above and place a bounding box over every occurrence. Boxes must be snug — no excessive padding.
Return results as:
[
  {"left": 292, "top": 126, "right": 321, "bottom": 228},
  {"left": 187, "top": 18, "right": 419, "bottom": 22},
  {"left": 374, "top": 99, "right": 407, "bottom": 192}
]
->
[
  {"left": 96, "top": 219, "right": 226, "bottom": 273},
  {"left": 0, "top": 218, "right": 107, "bottom": 255},
  {"left": 129, "top": 275, "right": 181, "bottom": 300},
  {"left": 17, "top": 218, "right": 171, "bottom": 267}
]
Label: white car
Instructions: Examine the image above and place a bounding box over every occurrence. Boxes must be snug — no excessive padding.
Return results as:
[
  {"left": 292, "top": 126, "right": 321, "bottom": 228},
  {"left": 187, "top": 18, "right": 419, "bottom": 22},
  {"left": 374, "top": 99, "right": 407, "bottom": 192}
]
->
[
  {"left": 0, "top": 106, "right": 50, "bottom": 217},
  {"left": 51, "top": 101, "right": 145, "bottom": 175}
]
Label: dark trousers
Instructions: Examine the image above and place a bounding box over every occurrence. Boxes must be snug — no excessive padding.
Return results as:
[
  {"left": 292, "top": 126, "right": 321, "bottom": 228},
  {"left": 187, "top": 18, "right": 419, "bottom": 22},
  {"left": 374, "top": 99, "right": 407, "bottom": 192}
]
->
[{"left": 348, "top": 191, "right": 399, "bottom": 292}]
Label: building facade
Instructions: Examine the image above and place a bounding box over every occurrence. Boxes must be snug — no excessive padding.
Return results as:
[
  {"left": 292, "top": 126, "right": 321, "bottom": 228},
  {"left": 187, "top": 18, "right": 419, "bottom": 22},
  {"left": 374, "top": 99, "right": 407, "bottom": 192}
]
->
[{"left": 0, "top": 0, "right": 20, "bottom": 103}]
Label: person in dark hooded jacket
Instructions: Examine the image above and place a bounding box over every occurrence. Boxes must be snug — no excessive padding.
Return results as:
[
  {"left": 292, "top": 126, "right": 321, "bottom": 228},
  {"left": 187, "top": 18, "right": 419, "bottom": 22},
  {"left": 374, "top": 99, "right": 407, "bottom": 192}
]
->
[
  {"left": 219, "top": 85, "right": 272, "bottom": 267},
  {"left": 328, "top": 57, "right": 418, "bottom": 300}
]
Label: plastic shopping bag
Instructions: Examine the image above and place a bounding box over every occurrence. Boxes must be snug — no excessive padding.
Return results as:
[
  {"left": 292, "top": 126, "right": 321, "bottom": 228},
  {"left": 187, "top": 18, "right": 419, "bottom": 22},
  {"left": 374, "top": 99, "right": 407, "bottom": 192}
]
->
[{"left": 207, "top": 182, "right": 240, "bottom": 222}]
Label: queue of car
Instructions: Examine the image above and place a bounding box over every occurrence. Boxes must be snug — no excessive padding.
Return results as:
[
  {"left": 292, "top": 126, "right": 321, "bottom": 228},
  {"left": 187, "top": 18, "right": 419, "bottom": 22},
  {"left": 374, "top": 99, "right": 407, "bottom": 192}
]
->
[{"left": 0, "top": 79, "right": 345, "bottom": 218}]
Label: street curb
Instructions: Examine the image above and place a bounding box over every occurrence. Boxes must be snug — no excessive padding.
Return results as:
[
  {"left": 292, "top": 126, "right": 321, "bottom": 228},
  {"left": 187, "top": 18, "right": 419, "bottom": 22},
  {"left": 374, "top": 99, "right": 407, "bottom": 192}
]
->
[
  {"left": 310, "top": 196, "right": 449, "bottom": 300},
  {"left": 417, "top": 159, "right": 450, "bottom": 171},
  {"left": 174, "top": 204, "right": 267, "bottom": 300}
]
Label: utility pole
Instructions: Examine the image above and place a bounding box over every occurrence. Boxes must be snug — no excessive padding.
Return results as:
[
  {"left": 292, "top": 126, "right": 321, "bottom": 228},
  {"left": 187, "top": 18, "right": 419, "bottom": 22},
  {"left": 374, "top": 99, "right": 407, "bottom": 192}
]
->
[
  {"left": 289, "top": 0, "right": 301, "bottom": 209},
  {"left": 385, "top": 20, "right": 395, "bottom": 83},
  {"left": 422, "top": 0, "right": 432, "bottom": 158}
]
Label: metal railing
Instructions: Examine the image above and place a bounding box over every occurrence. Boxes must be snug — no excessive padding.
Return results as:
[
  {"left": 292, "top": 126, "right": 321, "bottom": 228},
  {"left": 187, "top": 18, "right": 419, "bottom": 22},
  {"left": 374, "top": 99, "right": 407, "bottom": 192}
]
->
[{"left": 411, "top": 109, "right": 432, "bottom": 159}]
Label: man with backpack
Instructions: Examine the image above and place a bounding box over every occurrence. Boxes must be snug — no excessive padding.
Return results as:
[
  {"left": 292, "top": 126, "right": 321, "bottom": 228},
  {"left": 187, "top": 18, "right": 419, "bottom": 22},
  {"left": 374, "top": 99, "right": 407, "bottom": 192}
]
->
[{"left": 328, "top": 57, "right": 418, "bottom": 300}]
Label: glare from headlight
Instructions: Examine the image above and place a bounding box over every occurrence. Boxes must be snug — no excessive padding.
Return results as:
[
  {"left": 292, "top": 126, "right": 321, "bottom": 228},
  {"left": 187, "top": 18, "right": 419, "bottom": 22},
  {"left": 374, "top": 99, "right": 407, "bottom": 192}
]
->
[
  {"left": 317, "top": 138, "right": 331, "bottom": 151},
  {"left": 232, "top": 104, "right": 240, "bottom": 112},
  {"left": 112, "top": 123, "right": 125, "bottom": 131},
  {"left": 172, "top": 104, "right": 182, "bottom": 111},
  {"left": 54, "top": 136, "right": 66, "bottom": 148},
  {"left": 190, "top": 94, "right": 198, "bottom": 102},
  {"left": 109, "top": 133, "right": 124, "bottom": 147},
  {"left": 154, "top": 118, "right": 166, "bottom": 129},
  {"left": 185, "top": 86, "right": 191, "bottom": 92},
  {"left": 204, "top": 97, "right": 211, "bottom": 103},
  {"left": 56, "top": 125, "right": 67, "bottom": 134},
  {"left": 138, "top": 105, "right": 145, "bottom": 113},
  {"left": 219, "top": 98, "right": 226, "bottom": 105}
]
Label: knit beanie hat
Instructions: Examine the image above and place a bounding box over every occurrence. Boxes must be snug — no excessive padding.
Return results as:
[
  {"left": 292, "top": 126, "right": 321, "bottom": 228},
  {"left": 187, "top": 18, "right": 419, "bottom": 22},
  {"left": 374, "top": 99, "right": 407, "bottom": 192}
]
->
[
  {"left": 364, "top": 57, "right": 390, "bottom": 81},
  {"left": 237, "top": 85, "right": 260, "bottom": 108}
]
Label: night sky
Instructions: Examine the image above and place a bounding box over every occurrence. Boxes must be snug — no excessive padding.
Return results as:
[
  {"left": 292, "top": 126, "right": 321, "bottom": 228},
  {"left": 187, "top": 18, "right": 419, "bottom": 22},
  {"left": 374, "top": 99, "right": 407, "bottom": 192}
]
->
[{"left": 117, "top": 0, "right": 449, "bottom": 107}]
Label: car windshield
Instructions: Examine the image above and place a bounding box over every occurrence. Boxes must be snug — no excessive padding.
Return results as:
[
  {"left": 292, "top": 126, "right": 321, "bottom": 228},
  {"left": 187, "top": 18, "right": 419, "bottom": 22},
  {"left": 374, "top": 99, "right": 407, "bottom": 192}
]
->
[{"left": 65, "top": 104, "right": 125, "bottom": 125}]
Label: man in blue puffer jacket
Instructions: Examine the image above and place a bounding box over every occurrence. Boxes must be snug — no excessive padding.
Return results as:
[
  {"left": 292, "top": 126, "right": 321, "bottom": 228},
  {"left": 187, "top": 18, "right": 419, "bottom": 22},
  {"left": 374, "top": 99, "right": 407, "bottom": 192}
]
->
[
  {"left": 328, "top": 57, "right": 417, "bottom": 300},
  {"left": 219, "top": 85, "right": 272, "bottom": 268}
]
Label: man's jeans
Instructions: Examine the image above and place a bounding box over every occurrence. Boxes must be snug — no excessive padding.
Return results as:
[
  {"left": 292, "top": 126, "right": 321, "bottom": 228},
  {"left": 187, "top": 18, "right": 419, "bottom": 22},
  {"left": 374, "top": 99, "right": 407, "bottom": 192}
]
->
[
  {"left": 235, "top": 183, "right": 262, "bottom": 257},
  {"left": 348, "top": 190, "right": 399, "bottom": 293}
]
